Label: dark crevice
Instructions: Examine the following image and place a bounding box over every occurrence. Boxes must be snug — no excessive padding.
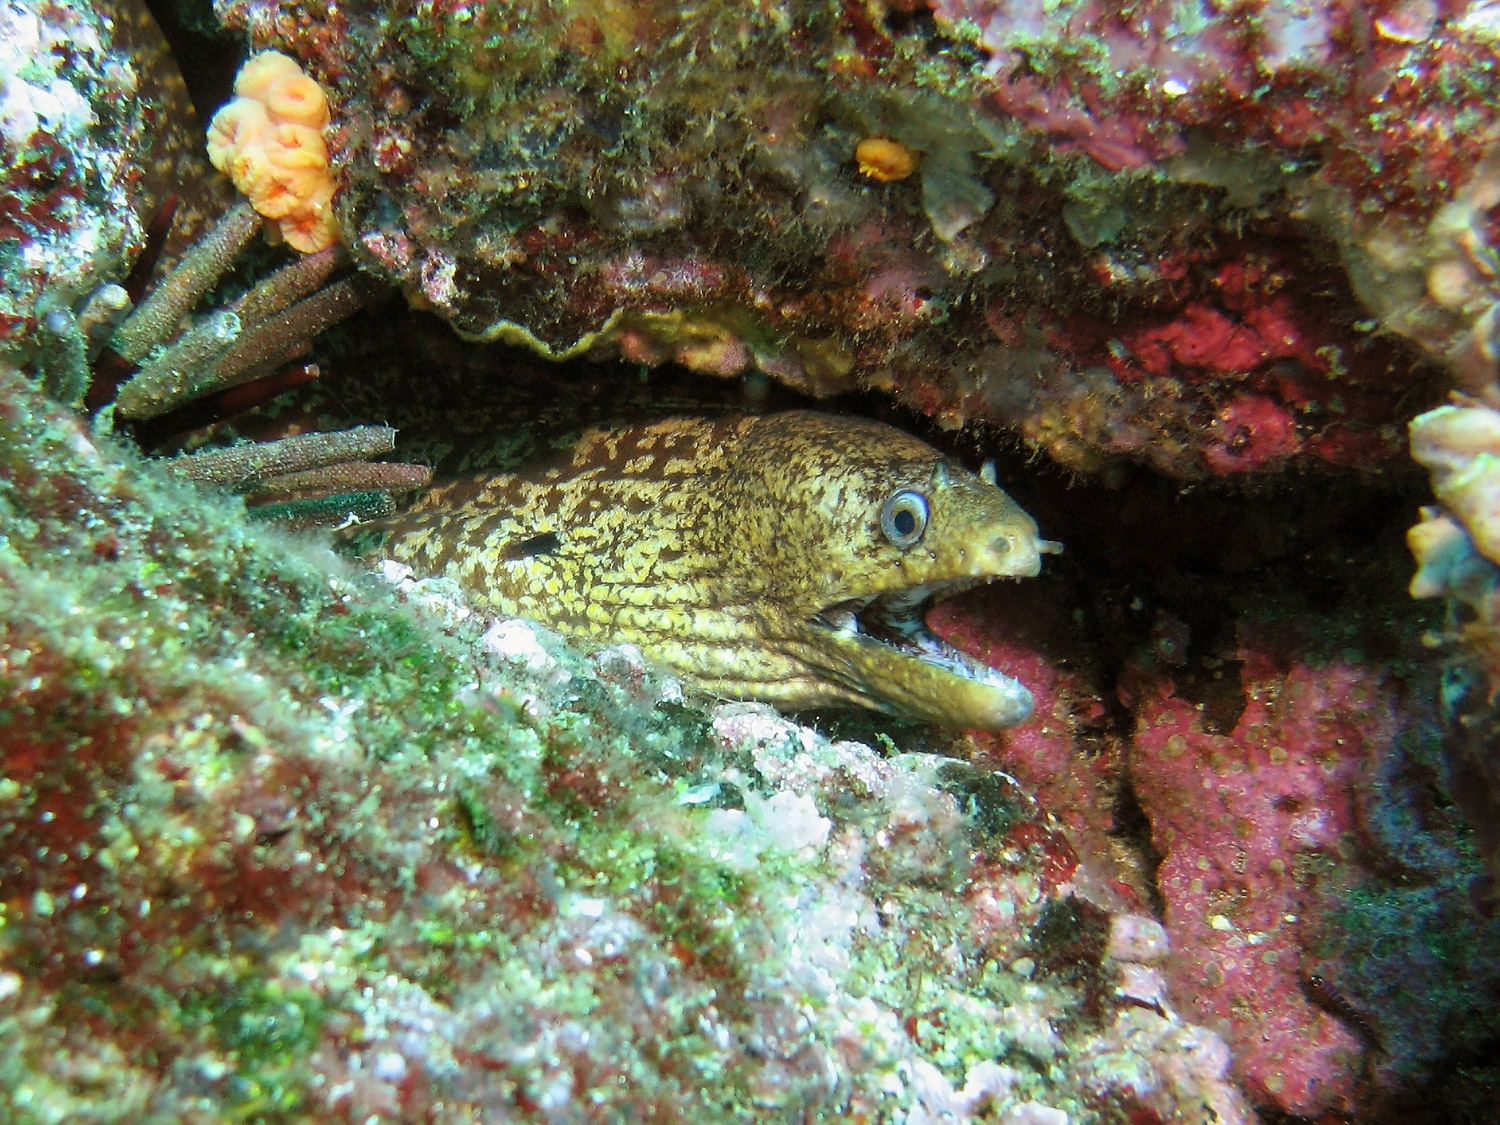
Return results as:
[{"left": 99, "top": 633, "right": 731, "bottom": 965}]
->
[{"left": 1108, "top": 769, "right": 1165, "bottom": 918}]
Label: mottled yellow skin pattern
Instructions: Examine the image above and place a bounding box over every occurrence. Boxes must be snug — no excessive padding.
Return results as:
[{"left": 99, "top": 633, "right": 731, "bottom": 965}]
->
[{"left": 376, "top": 410, "right": 1050, "bottom": 729}]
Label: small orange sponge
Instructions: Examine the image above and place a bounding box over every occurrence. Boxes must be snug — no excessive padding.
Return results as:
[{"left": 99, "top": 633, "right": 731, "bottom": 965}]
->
[
  {"left": 207, "top": 52, "right": 339, "bottom": 253},
  {"left": 855, "top": 137, "right": 919, "bottom": 183}
]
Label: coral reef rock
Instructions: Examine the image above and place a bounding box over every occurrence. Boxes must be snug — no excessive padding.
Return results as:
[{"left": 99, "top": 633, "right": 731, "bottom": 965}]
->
[
  {"left": 209, "top": 0, "right": 1500, "bottom": 476},
  {"left": 1, "top": 0, "right": 225, "bottom": 369},
  {"left": 1, "top": 367, "right": 1253, "bottom": 1122},
  {"left": 940, "top": 471, "right": 1500, "bottom": 1119}
]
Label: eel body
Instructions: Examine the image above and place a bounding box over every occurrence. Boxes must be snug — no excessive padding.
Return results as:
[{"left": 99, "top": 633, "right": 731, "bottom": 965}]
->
[{"left": 370, "top": 409, "right": 1059, "bottom": 730}]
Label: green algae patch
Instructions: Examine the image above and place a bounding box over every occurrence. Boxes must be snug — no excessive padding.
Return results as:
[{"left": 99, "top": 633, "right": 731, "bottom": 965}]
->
[
  {"left": 178, "top": 980, "right": 329, "bottom": 1118},
  {"left": 0, "top": 370, "right": 840, "bottom": 1118}
]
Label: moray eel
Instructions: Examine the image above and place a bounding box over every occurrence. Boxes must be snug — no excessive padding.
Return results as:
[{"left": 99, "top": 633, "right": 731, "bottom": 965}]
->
[{"left": 370, "top": 409, "right": 1060, "bottom": 730}]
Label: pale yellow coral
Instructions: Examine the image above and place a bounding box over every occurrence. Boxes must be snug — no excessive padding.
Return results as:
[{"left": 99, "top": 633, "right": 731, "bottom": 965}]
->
[
  {"left": 855, "top": 136, "right": 919, "bottom": 182},
  {"left": 264, "top": 75, "right": 331, "bottom": 131},
  {"left": 1409, "top": 506, "right": 1482, "bottom": 598},
  {"left": 205, "top": 98, "right": 270, "bottom": 170},
  {"left": 1410, "top": 401, "right": 1500, "bottom": 477},
  {"left": 277, "top": 182, "right": 339, "bottom": 259},
  {"left": 232, "top": 51, "right": 304, "bottom": 105},
  {"left": 247, "top": 123, "right": 332, "bottom": 220},
  {"left": 1411, "top": 400, "right": 1500, "bottom": 570},
  {"left": 207, "top": 51, "right": 339, "bottom": 254}
]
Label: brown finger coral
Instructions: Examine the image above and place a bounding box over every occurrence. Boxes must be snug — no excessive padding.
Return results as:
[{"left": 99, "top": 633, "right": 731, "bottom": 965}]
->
[{"left": 207, "top": 51, "right": 339, "bottom": 253}]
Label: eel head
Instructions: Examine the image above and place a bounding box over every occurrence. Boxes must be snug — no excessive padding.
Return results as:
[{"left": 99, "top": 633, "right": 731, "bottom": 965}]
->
[{"left": 716, "top": 411, "right": 1061, "bottom": 730}]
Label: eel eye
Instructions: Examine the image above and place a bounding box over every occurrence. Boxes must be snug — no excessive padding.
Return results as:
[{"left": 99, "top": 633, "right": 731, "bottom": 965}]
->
[{"left": 880, "top": 488, "right": 929, "bottom": 548}]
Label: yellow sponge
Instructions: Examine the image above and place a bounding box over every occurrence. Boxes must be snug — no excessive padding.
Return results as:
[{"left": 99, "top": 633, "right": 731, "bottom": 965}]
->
[{"left": 207, "top": 52, "right": 339, "bottom": 253}]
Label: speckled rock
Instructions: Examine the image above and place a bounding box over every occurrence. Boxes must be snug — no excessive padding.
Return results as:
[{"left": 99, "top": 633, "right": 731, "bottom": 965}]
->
[
  {"left": 0, "top": 367, "right": 1251, "bottom": 1123},
  {"left": 205, "top": 0, "right": 1500, "bottom": 477},
  {"left": 0, "top": 0, "right": 222, "bottom": 366}
]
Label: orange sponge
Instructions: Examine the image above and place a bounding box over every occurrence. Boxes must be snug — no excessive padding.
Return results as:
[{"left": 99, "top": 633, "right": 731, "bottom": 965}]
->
[
  {"left": 855, "top": 136, "right": 919, "bottom": 183},
  {"left": 208, "top": 52, "right": 339, "bottom": 253}
]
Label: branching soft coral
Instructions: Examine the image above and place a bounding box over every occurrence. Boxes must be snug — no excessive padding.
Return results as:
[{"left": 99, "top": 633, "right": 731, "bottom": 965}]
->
[{"left": 207, "top": 52, "right": 339, "bottom": 253}]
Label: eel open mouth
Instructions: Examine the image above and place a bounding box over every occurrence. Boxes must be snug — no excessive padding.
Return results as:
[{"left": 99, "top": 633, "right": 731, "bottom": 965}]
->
[{"left": 811, "top": 577, "right": 1031, "bottom": 724}]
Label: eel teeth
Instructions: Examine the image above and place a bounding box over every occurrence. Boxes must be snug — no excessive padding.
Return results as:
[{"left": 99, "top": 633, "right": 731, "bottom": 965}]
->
[
  {"left": 816, "top": 577, "right": 1002, "bottom": 679},
  {"left": 819, "top": 608, "right": 861, "bottom": 634}
]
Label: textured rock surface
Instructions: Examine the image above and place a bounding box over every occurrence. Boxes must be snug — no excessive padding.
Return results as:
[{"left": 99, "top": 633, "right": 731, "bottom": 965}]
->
[
  {"left": 0, "top": 0, "right": 226, "bottom": 365},
  {"left": 1, "top": 369, "right": 1255, "bottom": 1123},
  {"left": 5, "top": 0, "right": 1500, "bottom": 1119},
  {"left": 934, "top": 472, "right": 1500, "bottom": 1119},
  {"left": 206, "top": 0, "right": 1500, "bottom": 476}
]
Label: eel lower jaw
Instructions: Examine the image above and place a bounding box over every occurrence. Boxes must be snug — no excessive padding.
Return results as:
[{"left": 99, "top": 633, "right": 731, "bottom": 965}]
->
[{"left": 810, "top": 578, "right": 1035, "bottom": 731}]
